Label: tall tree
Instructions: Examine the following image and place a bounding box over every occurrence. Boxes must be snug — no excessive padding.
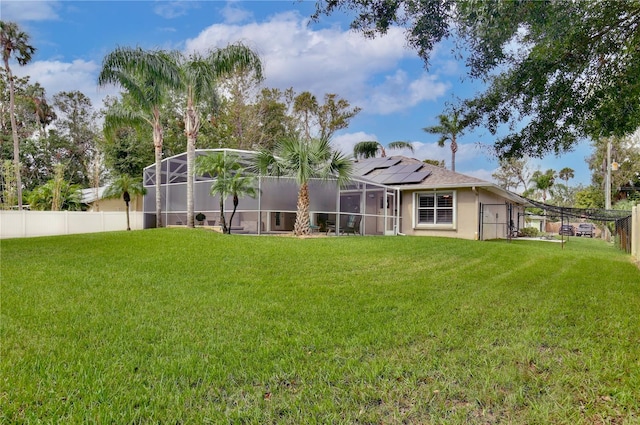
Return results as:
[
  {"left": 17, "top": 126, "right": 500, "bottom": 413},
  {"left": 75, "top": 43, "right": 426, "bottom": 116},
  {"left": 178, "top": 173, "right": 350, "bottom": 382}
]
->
[
  {"left": 587, "top": 135, "right": 640, "bottom": 199},
  {"left": 353, "top": 140, "right": 414, "bottom": 159},
  {"left": 423, "top": 110, "right": 465, "bottom": 172},
  {"left": 293, "top": 91, "right": 318, "bottom": 140},
  {"left": 492, "top": 157, "right": 531, "bottom": 193},
  {"left": 1, "top": 159, "right": 16, "bottom": 208},
  {"left": 52, "top": 90, "right": 99, "bottom": 186},
  {"left": 529, "top": 169, "right": 556, "bottom": 203},
  {"left": 1, "top": 75, "right": 58, "bottom": 191},
  {"left": 317, "top": 93, "right": 361, "bottom": 140},
  {"left": 179, "top": 43, "right": 262, "bottom": 228},
  {"left": 103, "top": 173, "right": 146, "bottom": 231},
  {"left": 214, "top": 67, "right": 264, "bottom": 150},
  {"left": 254, "top": 137, "right": 353, "bottom": 236},
  {"left": 1, "top": 21, "right": 36, "bottom": 209},
  {"left": 27, "top": 82, "right": 55, "bottom": 137},
  {"left": 98, "top": 47, "right": 181, "bottom": 228},
  {"left": 312, "top": 1, "right": 640, "bottom": 158},
  {"left": 253, "top": 87, "right": 298, "bottom": 149},
  {"left": 558, "top": 167, "right": 575, "bottom": 187}
]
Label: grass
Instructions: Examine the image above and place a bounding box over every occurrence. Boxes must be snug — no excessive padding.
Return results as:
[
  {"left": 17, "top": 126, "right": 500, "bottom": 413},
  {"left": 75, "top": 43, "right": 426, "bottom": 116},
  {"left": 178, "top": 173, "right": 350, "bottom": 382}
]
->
[{"left": 1, "top": 229, "right": 639, "bottom": 424}]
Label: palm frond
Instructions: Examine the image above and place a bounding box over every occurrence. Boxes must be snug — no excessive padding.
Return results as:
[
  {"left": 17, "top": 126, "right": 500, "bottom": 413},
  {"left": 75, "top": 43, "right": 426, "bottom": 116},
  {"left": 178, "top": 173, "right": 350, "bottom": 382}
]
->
[
  {"left": 387, "top": 141, "right": 414, "bottom": 153},
  {"left": 353, "top": 141, "right": 382, "bottom": 159},
  {"left": 208, "top": 43, "right": 264, "bottom": 81}
]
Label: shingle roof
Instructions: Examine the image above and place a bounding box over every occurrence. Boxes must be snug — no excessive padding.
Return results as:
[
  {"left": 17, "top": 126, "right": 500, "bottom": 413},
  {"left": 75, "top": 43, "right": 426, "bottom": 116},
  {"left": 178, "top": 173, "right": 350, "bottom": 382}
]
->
[
  {"left": 353, "top": 156, "right": 486, "bottom": 187},
  {"left": 80, "top": 186, "right": 109, "bottom": 204}
]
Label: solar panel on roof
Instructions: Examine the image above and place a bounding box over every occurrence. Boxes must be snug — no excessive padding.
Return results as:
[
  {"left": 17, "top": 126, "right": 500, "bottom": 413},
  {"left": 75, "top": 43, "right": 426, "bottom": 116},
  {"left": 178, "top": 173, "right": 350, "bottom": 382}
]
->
[
  {"left": 400, "top": 171, "right": 431, "bottom": 184},
  {"left": 402, "top": 163, "right": 424, "bottom": 173},
  {"left": 381, "top": 173, "right": 412, "bottom": 184},
  {"left": 366, "top": 174, "right": 390, "bottom": 184}
]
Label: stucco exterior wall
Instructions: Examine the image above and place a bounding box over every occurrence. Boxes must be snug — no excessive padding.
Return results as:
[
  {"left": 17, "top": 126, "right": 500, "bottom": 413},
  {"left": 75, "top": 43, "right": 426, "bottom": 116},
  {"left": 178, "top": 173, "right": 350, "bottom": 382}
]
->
[
  {"left": 400, "top": 187, "right": 480, "bottom": 239},
  {"left": 477, "top": 190, "right": 515, "bottom": 240},
  {"left": 399, "top": 187, "right": 524, "bottom": 240},
  {"left": 87, "top": 196, "right": 143, "bottom": 212}
]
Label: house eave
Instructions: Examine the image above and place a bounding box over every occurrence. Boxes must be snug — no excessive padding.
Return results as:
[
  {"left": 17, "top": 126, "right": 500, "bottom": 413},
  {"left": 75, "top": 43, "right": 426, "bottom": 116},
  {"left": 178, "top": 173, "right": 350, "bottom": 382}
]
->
[{"left": 390, "top": 182, "right": 533, "bottom": 206}]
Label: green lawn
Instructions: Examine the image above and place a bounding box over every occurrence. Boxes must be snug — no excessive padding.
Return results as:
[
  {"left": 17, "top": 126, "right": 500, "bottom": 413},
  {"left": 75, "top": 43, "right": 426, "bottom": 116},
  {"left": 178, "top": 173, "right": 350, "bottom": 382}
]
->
[{"left": 1, "top": 229, "right": 639, "bottom": 424}]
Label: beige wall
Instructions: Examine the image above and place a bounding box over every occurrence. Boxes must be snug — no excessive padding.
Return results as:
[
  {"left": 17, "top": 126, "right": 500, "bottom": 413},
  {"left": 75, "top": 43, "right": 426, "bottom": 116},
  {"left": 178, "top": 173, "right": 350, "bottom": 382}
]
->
[
  {"left": 400, "top": 187, "right": 480, "bottom": 239},
  {"left": 88, "top": 196, "right": 143, "bottom": 212},
  {"left": 400, "top": 187, "right": 523, "bottom": 240}
]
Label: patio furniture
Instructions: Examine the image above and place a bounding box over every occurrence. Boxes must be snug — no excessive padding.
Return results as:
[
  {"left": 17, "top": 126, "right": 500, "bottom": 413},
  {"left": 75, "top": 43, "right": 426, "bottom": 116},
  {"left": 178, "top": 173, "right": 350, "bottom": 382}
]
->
[
  {"left": 326, "top": 214, "right": 361, "bottom": 235},
  {"left": 343, "top": 214, "right": 361, "bottom": 235}
]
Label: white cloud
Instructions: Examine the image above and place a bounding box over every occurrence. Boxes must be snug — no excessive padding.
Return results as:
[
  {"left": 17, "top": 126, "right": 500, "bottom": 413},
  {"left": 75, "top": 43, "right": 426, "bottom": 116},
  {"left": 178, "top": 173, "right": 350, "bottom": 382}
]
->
[
  {"left": 153, "top": 1, "right": 197, "bottom": 19},
  {"left": 16, "top": 59, "right": 115, "bottom": 110},
  {"left": 1, "top": 0, "right": 60, "bottom": 22},
  {"left": 463, "top": 168, "right": 497, "bottom": 183},
  {"left": 410, "top": 140, "right": 492, "bottom": 171},
  {"left": 221, "top": 2, "right": 253, "bottom": 24},
  {"left": 367, "top": 71, "right": 450, "bottom": 114},
  {"left": 183, "top": 12, "right": 446, "bottom": 115},
  {"left": 13, "top": 8, "right": 452, "bottom": 124},
  {"left": 331, "top": 131, "right": 378, "bottom": 157}
]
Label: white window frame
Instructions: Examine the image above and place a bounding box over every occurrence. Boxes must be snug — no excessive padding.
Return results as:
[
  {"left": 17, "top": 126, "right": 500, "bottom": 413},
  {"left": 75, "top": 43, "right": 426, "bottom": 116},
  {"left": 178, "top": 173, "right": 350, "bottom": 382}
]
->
[{"left": 413, "top": 190, "right": 457, "bottom": 229}]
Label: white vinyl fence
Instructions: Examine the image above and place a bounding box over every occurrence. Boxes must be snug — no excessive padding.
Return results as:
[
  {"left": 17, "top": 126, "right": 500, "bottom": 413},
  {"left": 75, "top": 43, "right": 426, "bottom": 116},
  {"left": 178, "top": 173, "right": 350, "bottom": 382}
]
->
[{"left": 0, "top": 210, "right": 143, "bottom": 239}]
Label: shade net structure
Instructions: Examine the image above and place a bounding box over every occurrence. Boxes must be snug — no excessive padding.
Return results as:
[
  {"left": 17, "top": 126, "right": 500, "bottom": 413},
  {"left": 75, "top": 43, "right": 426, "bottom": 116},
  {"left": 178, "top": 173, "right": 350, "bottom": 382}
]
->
[
  {"left": 143, "top": 149, "right": 400, "bottom": 235},
  {"left": 525, "top": 198, "right": 633, "bottom": 253}
]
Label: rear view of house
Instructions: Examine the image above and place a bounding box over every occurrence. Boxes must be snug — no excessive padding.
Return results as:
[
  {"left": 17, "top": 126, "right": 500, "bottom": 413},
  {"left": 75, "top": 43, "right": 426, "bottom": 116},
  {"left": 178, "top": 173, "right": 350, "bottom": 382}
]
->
[{"left": 143, "top": 149, "right": 529, "bottom": 240}]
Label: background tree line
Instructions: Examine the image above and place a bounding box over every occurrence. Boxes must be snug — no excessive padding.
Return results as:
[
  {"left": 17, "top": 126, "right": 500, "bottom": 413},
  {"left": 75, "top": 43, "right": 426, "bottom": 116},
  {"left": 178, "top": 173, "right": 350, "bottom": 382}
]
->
[
  {"left": 4, "top": 0, "right": 640, "bottom": 216},
  {"left": 1, "top": 22, "right": 360, "bottom": 218}
]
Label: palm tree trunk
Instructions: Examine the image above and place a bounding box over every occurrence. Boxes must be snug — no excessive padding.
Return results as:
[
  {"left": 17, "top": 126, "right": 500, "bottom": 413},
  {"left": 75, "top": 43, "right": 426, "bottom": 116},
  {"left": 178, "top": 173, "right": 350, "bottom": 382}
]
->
[
  {"left": 219, "top": 196, "right": 227, "bottom": 233},
  {"left": 450, "top": 138, "right": 458, "bottom": 173},
  {"left": 153, "top": 109, "right": 163, "bottom": 228},
  {"left": 186, "top": 133, "right": 195, "bottom": 228},
  {"left": 185, "top": 100, "right": 199, "bottom": 228},
  {"left": 125, "top": 200, "right": 131, "bottom": 231},
  {"left": 228, "top": 195, "right": 239, "bottom": 234},
  {"left": 5, "top": 57, "right": 22, "bottom": 209},
  {"left": 294, "top": 182, "right": 311, "bottom": 236}
]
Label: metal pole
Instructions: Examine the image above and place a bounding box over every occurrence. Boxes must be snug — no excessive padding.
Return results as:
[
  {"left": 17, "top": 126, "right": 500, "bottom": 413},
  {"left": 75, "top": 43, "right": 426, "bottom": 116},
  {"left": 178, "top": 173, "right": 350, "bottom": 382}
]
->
[
  {"left": 604, "top": 139, "right": 612, "bottom": 241},
  {"left": 605, "top": 139, "right": 612, "bottom": 210}
]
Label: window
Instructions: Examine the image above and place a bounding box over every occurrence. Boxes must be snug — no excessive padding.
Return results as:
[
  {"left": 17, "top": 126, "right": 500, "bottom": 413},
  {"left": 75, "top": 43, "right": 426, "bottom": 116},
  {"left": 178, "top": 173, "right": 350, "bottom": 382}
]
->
[{"left": 415, "top": 191, "right": 455, "bottom": 226}]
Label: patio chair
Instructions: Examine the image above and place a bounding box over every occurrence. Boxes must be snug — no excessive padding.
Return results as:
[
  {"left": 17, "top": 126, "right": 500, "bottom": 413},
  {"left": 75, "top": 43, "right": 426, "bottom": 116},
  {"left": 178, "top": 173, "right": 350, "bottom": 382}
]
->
[
  {"left": 326, "top": 214, "right": 361, "bottom": 235},
  {"left": 343, "top": 214, "right": 362, "bottom": 235}
]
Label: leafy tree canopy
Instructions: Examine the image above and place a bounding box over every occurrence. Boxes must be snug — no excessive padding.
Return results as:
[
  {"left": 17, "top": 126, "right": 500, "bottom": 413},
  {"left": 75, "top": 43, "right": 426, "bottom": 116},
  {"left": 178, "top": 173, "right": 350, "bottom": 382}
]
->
[{"left": 313, "top": 0, "right": 640, "bottom": 158}]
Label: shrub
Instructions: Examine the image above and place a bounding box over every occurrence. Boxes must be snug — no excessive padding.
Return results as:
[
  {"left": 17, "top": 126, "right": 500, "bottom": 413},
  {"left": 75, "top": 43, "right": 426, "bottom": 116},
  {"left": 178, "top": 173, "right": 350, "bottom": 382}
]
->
[{"left": 519, "top": 227, "right": 540, "bottom": 237}]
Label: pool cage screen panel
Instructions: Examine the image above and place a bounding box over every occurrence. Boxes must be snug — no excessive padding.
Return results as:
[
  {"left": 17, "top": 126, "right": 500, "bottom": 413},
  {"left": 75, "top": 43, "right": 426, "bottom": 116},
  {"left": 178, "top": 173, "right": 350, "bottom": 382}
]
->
[{"left": 143, "top": 149, "right": 399, "bottom": 235}]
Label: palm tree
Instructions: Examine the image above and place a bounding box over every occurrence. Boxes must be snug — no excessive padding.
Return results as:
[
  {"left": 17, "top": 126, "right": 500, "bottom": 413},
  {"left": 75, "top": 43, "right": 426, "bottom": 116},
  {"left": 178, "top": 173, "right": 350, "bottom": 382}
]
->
[
  {"left": 1, "top": 21, "right": 36, "bottom": 209},
  {"left": 254, "top": 137, "right": 353, "bottom": 236},
  {"left": 529, "top": 169, "right": 556, "bottom": 202},
  {"left": 180, "top": 44, "right": 262, "bottom": 228},
  {"left": 423, "top": 110, "right": 465, "bottom": 172},
  {"left": 353, "top": 140, "right": 414, "bottom": 159},
  {"left": 103, "top": 174, "right": 146, "bottom": 231},
  {"left": 558, "top": 167, "right": 574, "bottom": 186},
  {"left": 195, "top": 151, "right": 241, "bottom": 234},
  {"left": 226, "top": 172, "right": 257, "bottom": 234},
  {"left": 98, "top": 47, "right": 181, "bottom": 228}
]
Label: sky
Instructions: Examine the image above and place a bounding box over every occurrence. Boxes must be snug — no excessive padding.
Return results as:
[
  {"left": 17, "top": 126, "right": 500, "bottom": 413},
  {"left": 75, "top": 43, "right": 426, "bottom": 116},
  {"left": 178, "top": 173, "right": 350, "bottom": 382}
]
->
[{"left": 2, "top": 0, "right": 596, "bottom": 189}]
